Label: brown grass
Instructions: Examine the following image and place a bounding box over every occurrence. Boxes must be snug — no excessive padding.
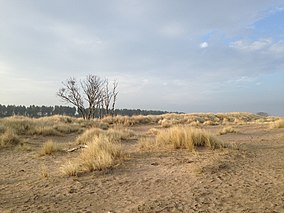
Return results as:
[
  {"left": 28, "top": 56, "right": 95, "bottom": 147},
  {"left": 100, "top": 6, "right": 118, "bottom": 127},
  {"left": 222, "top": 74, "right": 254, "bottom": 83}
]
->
[
  {"left": 76, "top": 127, "right": 136, "bottom": 145},
  {"left": 62, "top": 134, "right": 123, "bottom": 176},
  {"left": 75, "top": 128, "right": 103, "bottom": 145},
  {"left": 270, "top": 119, "right": 284, "bottom": 129},
  {"left": 60, "top": 161, "right": 79, "bottom": 177},
  {"left": 140, "top": 126, "right": 223, "bottom": 152},
  {"left": 219, "top": 126, "right": 237, "bottom": 135},
  {"left": 39, "top": 140, "right": 60, "bottom": 155},
  {"left": 0, "top": 130, "right": 20, "bottom": 147}
]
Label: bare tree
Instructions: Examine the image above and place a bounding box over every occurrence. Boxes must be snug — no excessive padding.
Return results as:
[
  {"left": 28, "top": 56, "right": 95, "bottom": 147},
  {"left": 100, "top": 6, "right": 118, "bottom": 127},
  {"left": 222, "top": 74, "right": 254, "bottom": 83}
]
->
[
  {"left": 57, "top": 78, "right": 87, "bottom": 119},
  {"left": 57, "top": 75, "right": 118, "bottom": 120},
  {"left": 103, "top": 80, "right": 113, "bottom": 117},
  {"left": 111, "top": 80, "right": 118, "bottom": 117},
  {"left": 81, "top": 75, "right": 104, "bottom": 119}
]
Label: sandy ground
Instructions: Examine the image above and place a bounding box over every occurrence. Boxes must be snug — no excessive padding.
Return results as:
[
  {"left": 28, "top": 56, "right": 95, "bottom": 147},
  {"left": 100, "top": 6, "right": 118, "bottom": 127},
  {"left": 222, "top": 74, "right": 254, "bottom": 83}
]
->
[{"left": 0, "top": 124, "right": 284, "bottom": 213}]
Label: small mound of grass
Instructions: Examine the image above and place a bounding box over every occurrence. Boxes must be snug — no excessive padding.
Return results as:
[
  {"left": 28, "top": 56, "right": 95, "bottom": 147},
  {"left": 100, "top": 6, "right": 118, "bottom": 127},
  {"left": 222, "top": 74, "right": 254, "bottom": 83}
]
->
[
  {"left": 61, "top": 135, "right": 122, "bottom": 176},
  {"left": 219, "top": 126, "right": 237, "bottom": 135},
  {"left": 39, "top": 140, "right": 60, "bottom": 155},
  {"left": 270, "top": 119, "right": 284, "bottom": 129},
  {"left": 79, "top": 135, "right": 122, "bottom": 172},
  {"left": 60, "top": 161, "right": 79, "bottom": 177},
  {"left": 0, "top": 130, "right": 20, "bottom": 147},
  {"left": 140, "top": 126, "right": 223, "bottom": 152},
  {"left": 75, "top": 128, "right": 103, "bottom": 145},
  {"left": 106, "top": 128, "right": 136, "bottom": 141},
  {"left": 76, "top": 127, "right": 136, "bottom": 145}
]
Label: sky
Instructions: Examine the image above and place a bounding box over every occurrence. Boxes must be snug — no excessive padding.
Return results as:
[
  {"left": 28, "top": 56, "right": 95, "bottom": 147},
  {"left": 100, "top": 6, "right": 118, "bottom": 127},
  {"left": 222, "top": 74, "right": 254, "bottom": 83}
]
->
[{"left": 0, "top": 0, "right": 284, "bottom": 115}]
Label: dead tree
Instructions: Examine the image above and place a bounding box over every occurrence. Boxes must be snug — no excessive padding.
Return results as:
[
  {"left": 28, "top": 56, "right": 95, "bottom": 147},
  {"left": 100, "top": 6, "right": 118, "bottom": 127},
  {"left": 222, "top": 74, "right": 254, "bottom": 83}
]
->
[
  {"left": 57, "top": 78, "right": 86, "bottom": 119},
  {"left": 103, "top": 80, "right": 113, "bottom": 117},
  {"left": 81, "top": 75, "right": 104, "bottom": 119},
  {"left": 57, "top": 75, "right": 118, "bottom": 120},
  {"left": 111, "top": 80, "right": 118, "bottom": 117}
]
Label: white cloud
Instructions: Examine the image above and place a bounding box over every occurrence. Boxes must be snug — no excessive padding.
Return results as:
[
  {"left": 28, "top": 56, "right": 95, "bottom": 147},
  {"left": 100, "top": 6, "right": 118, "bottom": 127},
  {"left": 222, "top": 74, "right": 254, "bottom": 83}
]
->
[
  {"left": 230, "top": 38, "right": 272, "bottom": 51},
  {"left": 200, "top": 42, "right": 208, "bottom": 48},
  {"left": 270, "top": 41, "right": 284, "bottom": 53}
]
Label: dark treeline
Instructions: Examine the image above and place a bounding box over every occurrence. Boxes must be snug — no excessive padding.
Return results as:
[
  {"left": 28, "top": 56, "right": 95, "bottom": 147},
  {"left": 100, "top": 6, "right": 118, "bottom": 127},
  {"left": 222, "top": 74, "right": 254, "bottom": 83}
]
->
[{"left": 0, "top": 104, "right": 169, "bottom": 118}]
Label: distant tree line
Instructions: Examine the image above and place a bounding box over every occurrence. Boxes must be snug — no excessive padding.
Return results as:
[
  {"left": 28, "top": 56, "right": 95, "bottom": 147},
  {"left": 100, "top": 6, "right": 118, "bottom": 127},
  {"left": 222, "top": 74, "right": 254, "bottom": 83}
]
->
[
  {"left": 0, "top": 104, "right": 169, "bottom": 118},
  {"left": 0, "top": 105, "right": 76, "bottom": 117}
]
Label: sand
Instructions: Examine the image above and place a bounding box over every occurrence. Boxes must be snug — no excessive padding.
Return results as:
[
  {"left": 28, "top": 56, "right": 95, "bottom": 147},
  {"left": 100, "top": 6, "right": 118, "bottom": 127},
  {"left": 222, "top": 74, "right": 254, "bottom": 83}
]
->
[{"left": 0, "top": 124, "right": 284, "bottom": 212}]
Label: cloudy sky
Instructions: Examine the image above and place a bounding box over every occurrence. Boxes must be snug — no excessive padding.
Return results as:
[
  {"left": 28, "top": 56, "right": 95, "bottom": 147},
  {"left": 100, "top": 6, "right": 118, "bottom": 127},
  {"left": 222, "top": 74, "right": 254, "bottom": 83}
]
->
[{"left": 0, "top": 0, "right": 284, "bottom": 115}]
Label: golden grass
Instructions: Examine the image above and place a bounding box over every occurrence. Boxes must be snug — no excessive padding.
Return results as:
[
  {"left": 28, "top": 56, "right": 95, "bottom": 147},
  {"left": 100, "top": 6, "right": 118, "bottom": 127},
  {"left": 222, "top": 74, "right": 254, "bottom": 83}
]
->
[
  {"left": 40, "top": 165, "right": 49, "bottom": 178},
  {"left": 159, "top": 119, "right": 173, "bottom": 128},
  {"left": 0, "top": 116, "right": 84, "bottom": 136},
  {"left": 60, "top": 161, "right": 79, "bottom": 177},
  {"left": 75, "top": 128, "right": 103, "bottom": 144},
  {"left": 106, "top": 128, "right": 136, "bottom": 141},
  {"left": 0, "top": 130, "right": 20, "bottom": 147},
  {"left": 39, "top": 140, "right": 60, "bottom": 155},
  {"left": 270, "top": 119, "right": 284, "bottom": 129},
  {"left": 61, "top": 135, "right": 122, "bottom": 176},
  {"left": 147, "top": 128, "right": 159, "bottom": 136},
  {"left": 140, "top": 126, "right": 223, "bottom": 152},
  {"left": 219, "top": 126, "right": 237, "bottom": 135},
  {"left": 76, "top": 127, "right": 136, "bottom": 145}
]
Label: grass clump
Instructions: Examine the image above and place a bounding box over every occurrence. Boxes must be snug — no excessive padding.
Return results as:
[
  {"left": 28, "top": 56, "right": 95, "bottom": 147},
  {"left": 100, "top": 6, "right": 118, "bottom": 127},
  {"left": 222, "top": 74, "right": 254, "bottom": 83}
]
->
[
  {"left": 39, "top": 140, "right": 60, "bottom": 155},
  {"left": 61, "top": 135, "right": 122, "bottom": 176},
  {"left": 270, "top": 119, "right": 284, "bottom": 129},
  {"left": 76, "top": 127, "right": 136, "bottom": 145},
  {"left": 0, "top": 130, "right": 20, "bottom": 147},
  {"left": 219, "top": 126, "right": 237, "bottom": 135},
  {"left": 60, "top": 161, "right": 79, "bottom": 177},
  {"left": 140, "top": 126, "right": 223, "bottom": 152},
  {"left": 106, "top": 128, "right": 136, "bottom": 141},
  {"left": 75, "top": 128, "right": 103, "bottom": 144},
  {"left": 79, "top": 135, "right": 122, "bottom": 172}
]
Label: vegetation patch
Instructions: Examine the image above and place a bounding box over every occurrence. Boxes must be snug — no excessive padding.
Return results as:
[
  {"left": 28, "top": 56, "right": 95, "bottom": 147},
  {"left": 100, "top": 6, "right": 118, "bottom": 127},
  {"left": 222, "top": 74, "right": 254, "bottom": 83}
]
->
[
  {"left": 219, "top": 126, "right": 237, "bottom": 135},
  {"left": 0, "top": 130, "right": 20, "bottom": 147},
  {"left": 270, "top": 119, "right": 284, "bottom": 129},
  {"left": 39, "top": 140, "right": 60, "bottom": 155},
  {"left": 140, "top": 126, "right": 223, "bottom": 152},
  {"left": 61, "top": 135, "right": 122, "bottom": 176}
]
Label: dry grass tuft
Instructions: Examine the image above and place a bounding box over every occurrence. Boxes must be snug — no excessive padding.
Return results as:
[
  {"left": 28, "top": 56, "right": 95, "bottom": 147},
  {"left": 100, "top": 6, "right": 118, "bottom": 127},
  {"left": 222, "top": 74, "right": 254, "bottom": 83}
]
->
[
  {"left": 79, "top": 135, "right": 122, "bottom": 172},
  {"left": 40, "top": 165, "right": 49, "bottom": 178},
  {"left": 140, "top": 126, "right": 223, "bottom": 152},
  {"left": 61, "top": 135, "right": 122, "bottom": 176},
  {"left": 159, "top": 119, "right": 173, "bottom": 128},
  {"left": 270, "top": 119, "right": 284, "bottom": 129},
  {"left": 60, "top": 161, "right": 79, "bottom": 177},
  {"left": 75, "top": 128, "right": 103, "bottom": 144},
  {"left": 147, "top": 128, "right": 159, "bottom": 136},
  {"left": 139, "top": 136, "right": 156, "bottom": 150},
  {"left": 106, "top": 128, "right": 136, "bottom": 141},
  {"left": 219, "top": 126, "right": 237, "bottom": 135},
  {"left": 76, "top": 127, "right": 136, "bottom": 145},
  {"left": 0, "top": 130, "right": 20, "bottom": 147},
  {"left": 39, "top": 140, "right": 60, "bottom": 155}
]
